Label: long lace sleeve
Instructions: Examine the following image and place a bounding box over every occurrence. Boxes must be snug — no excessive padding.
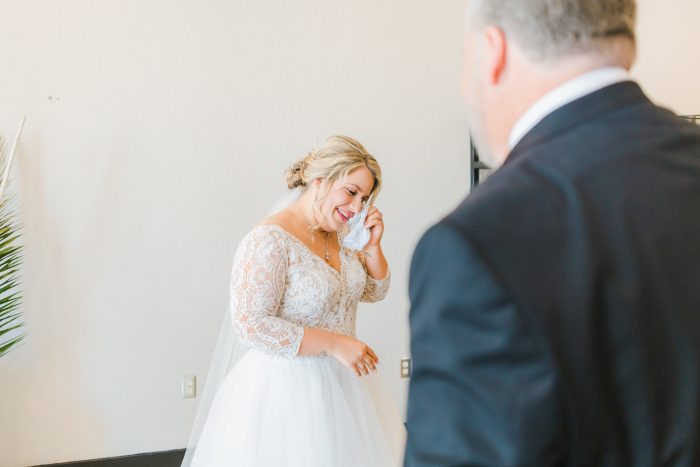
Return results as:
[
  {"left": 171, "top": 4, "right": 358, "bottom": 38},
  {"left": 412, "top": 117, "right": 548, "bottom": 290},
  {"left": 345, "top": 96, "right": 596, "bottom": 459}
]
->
[
  {"left": 357, "top": 252, "right": 391, "bottom": 303},
  {"left": 230, "top": 227, "right": 304, "bottom": 358}
]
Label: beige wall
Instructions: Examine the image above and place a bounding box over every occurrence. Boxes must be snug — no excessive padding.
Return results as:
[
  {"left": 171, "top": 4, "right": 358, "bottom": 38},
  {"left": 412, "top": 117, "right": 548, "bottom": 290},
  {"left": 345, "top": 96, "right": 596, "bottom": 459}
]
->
[
  {"left": 633, "top": 0, "right": 700, "bottom": 115},
  {"left": 0, "top": 1, "right": 697, "bottom": 466}
]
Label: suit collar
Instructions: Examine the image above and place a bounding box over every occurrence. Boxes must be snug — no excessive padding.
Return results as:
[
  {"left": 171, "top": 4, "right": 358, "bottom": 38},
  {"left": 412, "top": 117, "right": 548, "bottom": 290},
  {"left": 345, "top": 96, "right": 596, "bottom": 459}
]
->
[
  {"left": 505, "top": 81, "right": 651, "bottom": 166},
  {"left": 508, "top": 67, "right": 631, "bottom": 150}
]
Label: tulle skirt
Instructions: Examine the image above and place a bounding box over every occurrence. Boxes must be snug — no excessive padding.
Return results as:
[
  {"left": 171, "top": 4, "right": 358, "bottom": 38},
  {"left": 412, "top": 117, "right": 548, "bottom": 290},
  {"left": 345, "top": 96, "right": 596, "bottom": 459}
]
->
[{"left": 188, "top": 349, "right": 407, "bottom": 467}]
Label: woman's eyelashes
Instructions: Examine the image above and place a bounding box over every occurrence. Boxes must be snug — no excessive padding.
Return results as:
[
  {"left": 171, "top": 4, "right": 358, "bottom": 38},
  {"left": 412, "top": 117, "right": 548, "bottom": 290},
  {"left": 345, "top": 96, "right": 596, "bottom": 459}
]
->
[{"left": 344, "top": 187, "right": 368, "bottom": 206}]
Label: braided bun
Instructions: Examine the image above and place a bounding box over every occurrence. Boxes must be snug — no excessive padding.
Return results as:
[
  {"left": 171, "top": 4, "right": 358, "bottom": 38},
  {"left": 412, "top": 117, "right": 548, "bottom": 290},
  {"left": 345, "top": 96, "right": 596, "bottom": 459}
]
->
[{"left": 285, "top": 156, "right": 308, "bottom": 189}]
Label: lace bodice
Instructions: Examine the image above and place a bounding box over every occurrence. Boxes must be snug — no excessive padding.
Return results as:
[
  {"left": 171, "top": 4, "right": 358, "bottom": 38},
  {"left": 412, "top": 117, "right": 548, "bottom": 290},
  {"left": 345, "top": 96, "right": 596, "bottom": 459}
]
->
[{"left": 230, "top": 224, "right": 390, "bottom": 358}]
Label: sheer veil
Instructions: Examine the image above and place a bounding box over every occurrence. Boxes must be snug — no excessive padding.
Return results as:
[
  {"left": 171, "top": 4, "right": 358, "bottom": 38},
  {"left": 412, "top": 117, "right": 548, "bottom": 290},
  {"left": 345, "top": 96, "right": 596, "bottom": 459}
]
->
[{"left": 180, "top": 187, "right": 304, "bottom": 466}]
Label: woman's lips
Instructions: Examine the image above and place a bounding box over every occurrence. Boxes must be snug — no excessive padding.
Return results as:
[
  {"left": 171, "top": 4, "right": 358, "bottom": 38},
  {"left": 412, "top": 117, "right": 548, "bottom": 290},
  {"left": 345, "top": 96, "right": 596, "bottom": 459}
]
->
[{"left": 336, "top": 208, "right": 351, "bottom": 223}]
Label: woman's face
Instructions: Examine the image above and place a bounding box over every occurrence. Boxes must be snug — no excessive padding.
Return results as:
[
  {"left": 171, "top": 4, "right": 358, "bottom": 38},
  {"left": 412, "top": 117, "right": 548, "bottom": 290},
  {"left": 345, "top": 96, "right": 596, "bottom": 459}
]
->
[{"left": 317, "top": 166, "right": 375, "bottom": 232}]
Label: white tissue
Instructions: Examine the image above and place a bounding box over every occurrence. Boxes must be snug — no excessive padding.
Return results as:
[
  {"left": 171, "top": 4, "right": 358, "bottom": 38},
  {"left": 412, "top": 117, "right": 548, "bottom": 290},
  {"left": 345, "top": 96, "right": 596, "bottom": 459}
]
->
[{"left": 342, "top": 204, "right": 371, "bottom": 250}]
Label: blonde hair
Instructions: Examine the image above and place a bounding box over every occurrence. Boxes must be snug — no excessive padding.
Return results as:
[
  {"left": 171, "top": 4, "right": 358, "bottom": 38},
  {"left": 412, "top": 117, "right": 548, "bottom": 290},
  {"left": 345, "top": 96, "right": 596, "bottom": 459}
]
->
[
  {"left": 286, "top": 134, "right": 382, "bottom": 196},
  {"left": 284, "top": 135, "right": 382, "bottom": 231}
]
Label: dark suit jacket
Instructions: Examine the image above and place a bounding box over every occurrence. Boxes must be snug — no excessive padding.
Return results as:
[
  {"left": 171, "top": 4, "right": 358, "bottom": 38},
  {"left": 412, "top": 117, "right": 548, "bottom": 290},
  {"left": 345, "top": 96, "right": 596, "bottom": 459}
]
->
[{"left": 405, "top": 82, "right": 700, "bottom": 467}]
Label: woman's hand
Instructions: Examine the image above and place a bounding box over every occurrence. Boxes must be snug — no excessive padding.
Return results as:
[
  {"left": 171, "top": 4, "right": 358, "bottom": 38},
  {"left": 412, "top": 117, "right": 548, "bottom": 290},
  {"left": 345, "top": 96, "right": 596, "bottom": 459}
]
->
[
  {"left": 365, "top": 206, "right": 385, "bottom": 247},
  {"left": 329, "top": 334, "right": 380, "bottom": 377}
]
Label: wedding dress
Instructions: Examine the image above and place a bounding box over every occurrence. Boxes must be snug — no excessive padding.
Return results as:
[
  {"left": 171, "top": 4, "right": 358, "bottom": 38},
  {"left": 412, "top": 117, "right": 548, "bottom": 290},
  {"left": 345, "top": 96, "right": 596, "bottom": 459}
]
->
[{"left": 186, "top": 224, "right": 406, "bottom": 466}]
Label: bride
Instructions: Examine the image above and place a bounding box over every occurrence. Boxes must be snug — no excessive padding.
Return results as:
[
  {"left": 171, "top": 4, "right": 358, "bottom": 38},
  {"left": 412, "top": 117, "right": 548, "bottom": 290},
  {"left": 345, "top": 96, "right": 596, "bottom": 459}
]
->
[{"left": 182, "top": 135, "right": 406, "bottom": 466}]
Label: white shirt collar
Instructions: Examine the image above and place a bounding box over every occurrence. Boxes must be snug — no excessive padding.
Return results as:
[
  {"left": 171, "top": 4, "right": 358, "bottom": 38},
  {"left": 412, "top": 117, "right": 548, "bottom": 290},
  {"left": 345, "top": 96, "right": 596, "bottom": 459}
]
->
[{"left": 508, "top": 67, "right": 632, "bottom": 150}]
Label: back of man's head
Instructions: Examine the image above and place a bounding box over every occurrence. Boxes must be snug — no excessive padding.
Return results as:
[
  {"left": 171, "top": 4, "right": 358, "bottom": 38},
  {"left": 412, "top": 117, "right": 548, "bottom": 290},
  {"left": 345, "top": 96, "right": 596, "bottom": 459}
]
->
[{"left": 467, "top": 0, "right": 637, "bottom": 64}]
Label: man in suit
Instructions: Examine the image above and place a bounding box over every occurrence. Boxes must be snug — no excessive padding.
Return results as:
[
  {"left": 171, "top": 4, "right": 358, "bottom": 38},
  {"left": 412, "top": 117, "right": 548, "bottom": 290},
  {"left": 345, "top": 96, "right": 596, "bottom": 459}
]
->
[{"left": 405, "top": 1, "right": 700, "bottom": 466}]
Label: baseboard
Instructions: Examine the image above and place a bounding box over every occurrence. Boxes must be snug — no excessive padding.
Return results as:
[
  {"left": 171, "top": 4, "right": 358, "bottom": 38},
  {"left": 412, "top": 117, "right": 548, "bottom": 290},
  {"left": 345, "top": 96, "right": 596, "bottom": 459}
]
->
[{"left": 33, "top": 449, "right": 185, "bottom": 467}]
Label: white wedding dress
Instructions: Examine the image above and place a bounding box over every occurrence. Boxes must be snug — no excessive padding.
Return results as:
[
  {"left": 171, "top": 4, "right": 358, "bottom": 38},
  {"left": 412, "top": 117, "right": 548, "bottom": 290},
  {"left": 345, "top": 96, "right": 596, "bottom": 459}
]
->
[{"left": 188, "top": 224, "right": 407, "bottom": 466}]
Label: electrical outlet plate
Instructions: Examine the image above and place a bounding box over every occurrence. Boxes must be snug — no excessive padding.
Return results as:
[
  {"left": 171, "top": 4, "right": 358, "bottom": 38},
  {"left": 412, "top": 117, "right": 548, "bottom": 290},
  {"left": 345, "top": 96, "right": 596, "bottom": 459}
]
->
[
  {"left": 182, "top": 375, "right": 196, "bottom": 398},
  {"left": 400, "top": 357, "right": 411, "bottom": 378}
]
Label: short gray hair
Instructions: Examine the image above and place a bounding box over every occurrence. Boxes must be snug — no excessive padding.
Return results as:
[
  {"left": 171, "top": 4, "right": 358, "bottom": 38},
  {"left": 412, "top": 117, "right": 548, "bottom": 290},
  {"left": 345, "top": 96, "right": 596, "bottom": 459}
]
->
[{"left": 467, "top": 0, "right": 636, "bottom": 60}]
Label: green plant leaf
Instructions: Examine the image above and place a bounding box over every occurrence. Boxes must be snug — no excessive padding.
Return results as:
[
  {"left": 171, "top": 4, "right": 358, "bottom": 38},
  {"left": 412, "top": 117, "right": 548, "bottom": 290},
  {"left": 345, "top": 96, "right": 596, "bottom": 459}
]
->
[{"left": 0, "top": 135, "right": 24, "bottom": 358}]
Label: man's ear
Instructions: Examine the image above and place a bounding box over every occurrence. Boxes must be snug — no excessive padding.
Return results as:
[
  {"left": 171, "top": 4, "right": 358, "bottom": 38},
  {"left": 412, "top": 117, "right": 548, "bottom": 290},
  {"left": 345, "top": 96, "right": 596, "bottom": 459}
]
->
[{"left": 483, "top": 26, "right": 507, "bottom": 85}]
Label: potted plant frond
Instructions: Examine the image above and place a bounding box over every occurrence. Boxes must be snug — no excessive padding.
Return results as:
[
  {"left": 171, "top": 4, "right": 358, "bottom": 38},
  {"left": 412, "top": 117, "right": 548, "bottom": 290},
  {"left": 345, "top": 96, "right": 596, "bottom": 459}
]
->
[{"left": 0, "top": 118, "right": 25, "bottom": 358}]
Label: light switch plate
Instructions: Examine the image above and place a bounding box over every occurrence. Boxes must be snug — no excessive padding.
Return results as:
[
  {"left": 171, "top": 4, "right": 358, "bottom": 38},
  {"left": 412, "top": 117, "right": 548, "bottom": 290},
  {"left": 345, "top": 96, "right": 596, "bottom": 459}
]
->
[{"left": 182, "top": 375, "right": 196, "bottom": 398}]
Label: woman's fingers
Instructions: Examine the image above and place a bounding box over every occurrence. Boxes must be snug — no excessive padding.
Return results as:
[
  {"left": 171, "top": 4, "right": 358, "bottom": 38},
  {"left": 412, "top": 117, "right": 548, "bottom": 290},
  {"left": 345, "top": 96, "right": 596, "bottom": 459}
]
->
[
  {"left": 364, "top": 207, "right": 384, "bottom": 224},
  {"left": 368, "top": 212, "right": 383, "bottom": 222},
  {"left": 340, "top": 339, "right": 381, "bottom": 377},
  {"left": 352, "top": 349, "right": 380, "bottom": 377},
  {"left": 355, "top": 360, "right": 369, "bottom": 376},
  {"left": 367, "top": 347, "right": 380, "bottom": 364},
  {"left": 352, "top": 362, "right": 362, "bottom": 377}
]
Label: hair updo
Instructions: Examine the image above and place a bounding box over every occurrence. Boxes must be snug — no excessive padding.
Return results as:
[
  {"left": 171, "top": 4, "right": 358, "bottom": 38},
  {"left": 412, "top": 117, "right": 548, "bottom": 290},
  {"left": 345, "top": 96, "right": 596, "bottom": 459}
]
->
[
  {"left": 284, "top": 135, "right": 382, "bottom": 200},
  {"left": 286, "top": 159, "right": 307, "bottom": 190}
]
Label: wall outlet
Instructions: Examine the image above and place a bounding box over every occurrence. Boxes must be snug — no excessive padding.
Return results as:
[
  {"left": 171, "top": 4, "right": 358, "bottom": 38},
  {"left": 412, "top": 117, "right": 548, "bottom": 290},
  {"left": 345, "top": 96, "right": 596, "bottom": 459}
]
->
[
  {"left": 400, "top": 357, "right": 411, "bottom": 378},
  {"left": 182, "top": 375, "right": 196, "bottom": 398}
]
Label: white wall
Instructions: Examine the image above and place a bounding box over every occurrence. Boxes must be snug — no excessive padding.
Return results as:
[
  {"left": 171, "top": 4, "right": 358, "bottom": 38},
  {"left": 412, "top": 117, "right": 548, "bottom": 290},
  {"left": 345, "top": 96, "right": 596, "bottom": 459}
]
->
[{"left": 0, "top": 1, "right": 698, "bottom": 466}]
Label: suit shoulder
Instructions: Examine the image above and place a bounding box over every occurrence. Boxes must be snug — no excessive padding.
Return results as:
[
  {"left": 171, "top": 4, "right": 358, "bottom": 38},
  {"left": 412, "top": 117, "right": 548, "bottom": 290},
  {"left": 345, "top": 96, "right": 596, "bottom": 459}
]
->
[
  {"left": 412, "top": 218, "right": 488, "bottom": 275},
  {"left": 443, "top": 166, "right": 550, "bottom": 236},
  {"left": 415, "top": 218, "right": 469, "bottom": 251}
]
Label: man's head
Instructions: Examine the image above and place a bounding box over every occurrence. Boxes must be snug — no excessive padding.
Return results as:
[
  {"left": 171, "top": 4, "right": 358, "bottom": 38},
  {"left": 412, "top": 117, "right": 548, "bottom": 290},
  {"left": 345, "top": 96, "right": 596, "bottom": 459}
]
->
[{"left": 463, "top": 0, "right": 637, "bottom": 167}]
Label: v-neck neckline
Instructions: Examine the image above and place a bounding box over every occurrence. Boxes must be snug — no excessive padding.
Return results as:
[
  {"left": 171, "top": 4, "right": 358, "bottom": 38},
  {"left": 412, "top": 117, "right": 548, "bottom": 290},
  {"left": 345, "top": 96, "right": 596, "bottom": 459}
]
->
[{"left": 262, "top": 224, "right": 343, "bottom": 277}]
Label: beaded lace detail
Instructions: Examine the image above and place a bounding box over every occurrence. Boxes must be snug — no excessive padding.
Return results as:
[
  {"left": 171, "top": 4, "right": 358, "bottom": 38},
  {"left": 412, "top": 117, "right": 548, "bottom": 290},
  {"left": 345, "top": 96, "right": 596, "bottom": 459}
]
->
[{"left": 230, "top": 224, "right": 390, "bottom": 358}]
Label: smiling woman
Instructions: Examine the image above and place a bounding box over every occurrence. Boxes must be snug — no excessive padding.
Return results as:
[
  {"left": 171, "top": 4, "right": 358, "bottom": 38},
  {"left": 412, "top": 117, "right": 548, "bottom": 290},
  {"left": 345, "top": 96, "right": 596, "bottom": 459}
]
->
[
  {"left": 181, "top": 135, "right": 405, "bottom": 467},
  {"left": 276, "top": 136, "right": 386, "bottom": 273}
]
